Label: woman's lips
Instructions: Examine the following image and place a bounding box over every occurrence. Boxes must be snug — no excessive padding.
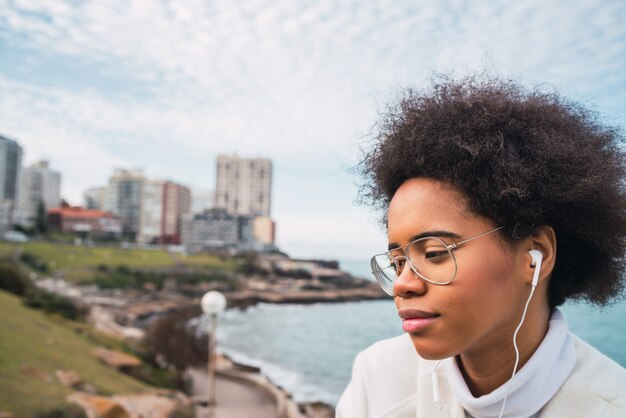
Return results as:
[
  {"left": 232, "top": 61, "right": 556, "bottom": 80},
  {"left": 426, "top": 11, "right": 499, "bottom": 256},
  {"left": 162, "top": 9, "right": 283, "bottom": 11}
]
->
[{"left": 398, "top": 308, "right": 440, "bottom": 333}]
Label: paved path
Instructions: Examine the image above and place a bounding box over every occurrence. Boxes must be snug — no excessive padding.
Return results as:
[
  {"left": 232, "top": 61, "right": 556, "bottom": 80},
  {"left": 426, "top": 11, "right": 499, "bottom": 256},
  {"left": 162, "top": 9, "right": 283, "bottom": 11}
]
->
[{"left": 190, "top": 369, "right": 281, "bottom": 418}]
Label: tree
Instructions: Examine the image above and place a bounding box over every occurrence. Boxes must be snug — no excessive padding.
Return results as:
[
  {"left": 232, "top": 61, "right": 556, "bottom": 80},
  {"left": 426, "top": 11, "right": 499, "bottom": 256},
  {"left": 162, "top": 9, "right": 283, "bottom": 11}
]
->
[
  {"left": 36, "top": 200, "right": 49, "bottom": 235},
  {"left": 144, "top": 308, "right": 208, "bottom": 371}
]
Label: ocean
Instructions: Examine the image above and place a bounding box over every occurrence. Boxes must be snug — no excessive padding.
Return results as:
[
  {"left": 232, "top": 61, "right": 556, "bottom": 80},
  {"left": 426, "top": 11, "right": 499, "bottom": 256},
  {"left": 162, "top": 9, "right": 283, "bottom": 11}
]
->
[{"left": 191, "top": 259, "right": 626, "bottom": 407}]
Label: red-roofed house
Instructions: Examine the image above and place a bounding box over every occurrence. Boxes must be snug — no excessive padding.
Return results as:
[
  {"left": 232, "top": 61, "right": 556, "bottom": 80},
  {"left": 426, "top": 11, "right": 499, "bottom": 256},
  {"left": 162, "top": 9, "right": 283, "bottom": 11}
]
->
[{"left": 48, "top": 207, "right": 122, "bottom": 238}]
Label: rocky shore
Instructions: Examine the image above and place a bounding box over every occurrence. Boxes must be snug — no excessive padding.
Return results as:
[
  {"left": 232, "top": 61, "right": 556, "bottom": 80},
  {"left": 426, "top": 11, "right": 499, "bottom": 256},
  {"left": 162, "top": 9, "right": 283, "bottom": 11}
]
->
[{"left": 36, "top": 255, "right": 384, "bottom": 417}]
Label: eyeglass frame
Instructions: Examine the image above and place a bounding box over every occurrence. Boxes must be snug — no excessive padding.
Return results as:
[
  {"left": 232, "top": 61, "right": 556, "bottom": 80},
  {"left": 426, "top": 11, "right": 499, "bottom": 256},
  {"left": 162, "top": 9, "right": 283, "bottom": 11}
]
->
[{"left": 371, "top": 225, "right": 505, "bottom": 294}]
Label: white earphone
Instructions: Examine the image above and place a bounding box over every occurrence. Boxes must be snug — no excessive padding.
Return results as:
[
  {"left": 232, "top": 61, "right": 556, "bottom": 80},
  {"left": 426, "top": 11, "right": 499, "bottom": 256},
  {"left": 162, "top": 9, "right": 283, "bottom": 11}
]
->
[
  {"left": 498, "top": 249, "right": 544, "bottom": 418},
  {"left": 529, "top": 249, "right": 543, "bottom": 287},
  {"left": 432, "top": 249, "right": 546, "bottom": 418}
]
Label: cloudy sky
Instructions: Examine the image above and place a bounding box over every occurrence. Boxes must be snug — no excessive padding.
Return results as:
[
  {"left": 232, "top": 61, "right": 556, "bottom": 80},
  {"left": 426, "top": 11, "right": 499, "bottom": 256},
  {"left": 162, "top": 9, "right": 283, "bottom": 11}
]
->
[{"left": 1, "top": 0, "right": 626, "bottom": 262}]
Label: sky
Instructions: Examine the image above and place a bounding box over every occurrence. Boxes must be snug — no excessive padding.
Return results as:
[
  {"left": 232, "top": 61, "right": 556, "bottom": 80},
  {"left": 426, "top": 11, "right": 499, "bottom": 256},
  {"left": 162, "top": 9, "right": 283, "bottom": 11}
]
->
[{"left": 1, "top": 0, "right": 626, "bottom": 261}]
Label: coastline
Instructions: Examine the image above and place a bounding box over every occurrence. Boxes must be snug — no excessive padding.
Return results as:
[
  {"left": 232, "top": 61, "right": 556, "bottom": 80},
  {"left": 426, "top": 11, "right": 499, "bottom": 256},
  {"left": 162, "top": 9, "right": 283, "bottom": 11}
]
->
[
  {"left": 225, "top": 284, "right": 387, "bottom": 308},
  {"left": 188, "top": 353, "right": 334, "bottom": 418}
]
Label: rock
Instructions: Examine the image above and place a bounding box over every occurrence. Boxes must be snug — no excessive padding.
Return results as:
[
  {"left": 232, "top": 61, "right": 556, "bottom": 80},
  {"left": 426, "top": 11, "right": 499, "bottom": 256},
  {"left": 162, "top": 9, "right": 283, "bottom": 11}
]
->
[
  {"left": 69, "top": 391, "right": 190, "bottom": 418},
  {"left": 55, "top": 369, "right": 83, "bottom": 388},
  {"left": 67, "top": 393, "right": 130, "bottom": 418},
  {"left": 113, "top": 393, "right": 182, "bottom": 418},
  {"left": 91, "top": 348, "right": 142, "bottom": 370}
]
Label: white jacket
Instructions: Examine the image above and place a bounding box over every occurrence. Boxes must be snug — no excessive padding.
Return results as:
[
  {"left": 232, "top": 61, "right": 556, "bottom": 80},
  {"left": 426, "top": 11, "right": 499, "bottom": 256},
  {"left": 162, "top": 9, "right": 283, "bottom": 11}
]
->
[{"left": 336, "top": 333, "right": 626, "bottom": 418}]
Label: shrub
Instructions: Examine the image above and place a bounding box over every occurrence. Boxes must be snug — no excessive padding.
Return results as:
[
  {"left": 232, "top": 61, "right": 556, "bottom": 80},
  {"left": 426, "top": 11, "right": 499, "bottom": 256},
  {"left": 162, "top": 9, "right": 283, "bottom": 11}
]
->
[
  {"left": 19, "top": 251, "right": 49, "bottom": 273},
  {"left": 23, "top": 288, "right": 84, "bottom": 320},
  {"left": 0, "top": 261, "right": 33, "bottom": 296}
]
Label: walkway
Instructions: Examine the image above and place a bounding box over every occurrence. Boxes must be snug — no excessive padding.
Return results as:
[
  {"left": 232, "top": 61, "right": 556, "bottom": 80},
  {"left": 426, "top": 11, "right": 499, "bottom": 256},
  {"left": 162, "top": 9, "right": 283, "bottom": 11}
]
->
[{"left": 189, "top": 368, "right": 281, "bottom": 418}]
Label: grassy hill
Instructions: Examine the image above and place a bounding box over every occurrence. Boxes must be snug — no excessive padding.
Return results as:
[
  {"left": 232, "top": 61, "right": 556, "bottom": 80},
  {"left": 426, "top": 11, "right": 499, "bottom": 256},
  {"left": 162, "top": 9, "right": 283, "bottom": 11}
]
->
[
  {"left": 0, "top": 290, "right": 151, "bottom": 417},
  {"left": 0, "top": 240, "right": 238, "bottom": 284}
]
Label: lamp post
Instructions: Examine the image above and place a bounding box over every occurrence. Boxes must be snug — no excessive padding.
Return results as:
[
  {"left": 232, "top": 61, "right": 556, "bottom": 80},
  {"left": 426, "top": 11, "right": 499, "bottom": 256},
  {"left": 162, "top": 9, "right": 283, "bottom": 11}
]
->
[{"left": 201, "top": 291, "right": 227, "bottom": 406}]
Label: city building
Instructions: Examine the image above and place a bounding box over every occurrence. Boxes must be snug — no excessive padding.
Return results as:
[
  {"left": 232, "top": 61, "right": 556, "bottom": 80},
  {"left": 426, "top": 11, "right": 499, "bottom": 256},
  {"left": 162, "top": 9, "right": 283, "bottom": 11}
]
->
[
  {"left": 48, "top": 207, "right": 122, "bottom": 238},
  {"left": 84, "top": 186, "right": 106, "bottom": 210},
  {"left": 161, "top": 181, "right": 191, "bottom": 244},
  {"left": 0, "top": 135, "right": 23, "bottom": 202},
  {"left": 182, "top": 208, "right": 239, "bottom": 252},
  {"left": 93, "top": 170, "right": 192, "bottom": 244},
  {"left": 0, "top": 135, "right": 23, "bottom": 231},
  {"left": 215, "top": 155, "right": 272, "bottom": 216},
  {"left": 137, "top": 180, "right": 191, "bottom": 244},
  {"left": 104, "top": 169, "right": 144, "bottom": 240},
  {"left": 0, "top": 200, "right": 14, "bottom": 236},
  {"left": 16, "top": 160, "right": 61, "bottom": 227},
  {"left": 252, "top": 216, "right": 276, "bottom": 245},
  {"left": 138, "top": 179, "right": 164, "bottom": 243},
  {"left": 182, "top": 208, "right": 275, "bottom": 253}
]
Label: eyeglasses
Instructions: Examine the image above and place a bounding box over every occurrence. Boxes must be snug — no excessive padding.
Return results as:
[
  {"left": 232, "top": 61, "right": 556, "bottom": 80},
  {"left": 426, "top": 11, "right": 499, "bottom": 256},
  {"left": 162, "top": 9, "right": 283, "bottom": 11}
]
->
[{"left": 371, "top": 226, "right": 504, "bottom": 296}]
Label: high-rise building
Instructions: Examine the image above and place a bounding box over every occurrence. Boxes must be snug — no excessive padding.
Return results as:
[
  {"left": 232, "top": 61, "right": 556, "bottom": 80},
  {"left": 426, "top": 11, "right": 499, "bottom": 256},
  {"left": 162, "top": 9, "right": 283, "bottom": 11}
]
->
[
  {"left": 0, "top": 135, "right": 23, "bottom": 202},
  {"left": 0, "top": 135, "right": 22, "bottom": 232},
  {"left": 94, "top": 169, "right": 191, "bottom": 243},
  {"left": 104, "top": 169, "right": 145, "bottom": 240},
  {"left": 137, "top": 180, "right": 191, "bottom": 244},
  {"left": 162, "top": 181, "right": 191, "bottom": 244},
  {"left": 17, "top": 160, "right": 61, "bottom": 226},
  {"left": 0, "top": 200, "right": 14, "bottom": 235},
  {"left": 138, "top": 179, "right": 164, "bottom": 243},
  {"left": 215, "top": 155, "right": 272, "bottom": 216}
]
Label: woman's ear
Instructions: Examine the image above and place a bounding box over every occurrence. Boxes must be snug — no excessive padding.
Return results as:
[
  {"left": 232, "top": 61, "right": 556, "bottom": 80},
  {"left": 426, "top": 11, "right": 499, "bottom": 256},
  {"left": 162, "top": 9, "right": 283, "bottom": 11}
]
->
[{"left": 526, "top": 225, "right": 557, "bottom": 285}]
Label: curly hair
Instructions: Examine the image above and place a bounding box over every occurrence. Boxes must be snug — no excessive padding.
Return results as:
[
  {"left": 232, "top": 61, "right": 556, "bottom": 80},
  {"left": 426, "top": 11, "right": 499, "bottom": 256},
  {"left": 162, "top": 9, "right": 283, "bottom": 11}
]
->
[{"left": 357, "top": 77, "right": 626, "bottom": 308}]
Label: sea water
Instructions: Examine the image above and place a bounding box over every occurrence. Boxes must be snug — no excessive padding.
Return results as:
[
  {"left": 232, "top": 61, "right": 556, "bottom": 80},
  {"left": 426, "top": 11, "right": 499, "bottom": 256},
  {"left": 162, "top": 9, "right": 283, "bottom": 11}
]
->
[
  {"left": 192, "top": 259, "right": 626, "bottom": 406},
  {"left": 193, "top": 297, "right": 626, "bottom": 407}
]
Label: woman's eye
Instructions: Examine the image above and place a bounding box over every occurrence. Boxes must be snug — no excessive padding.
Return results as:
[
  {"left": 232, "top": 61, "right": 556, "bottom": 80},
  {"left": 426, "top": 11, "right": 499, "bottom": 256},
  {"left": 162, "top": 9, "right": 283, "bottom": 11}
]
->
[{"left": 425, "top": 250, "right": 448, "bottom": 260}]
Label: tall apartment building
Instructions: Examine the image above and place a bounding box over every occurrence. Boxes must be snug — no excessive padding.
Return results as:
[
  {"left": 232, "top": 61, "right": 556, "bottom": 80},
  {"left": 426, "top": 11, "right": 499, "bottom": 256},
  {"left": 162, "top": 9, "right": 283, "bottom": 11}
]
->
[
  {"left": 104, "top": 169, "right": 145, "bottom": 240},
  {"left": 215, "top": 155, "right": 272, "bottom": 216},
  {"left": 137, "top": 180, "right": 191, "bottom": 244},
  {"left": 92, "top": 169, "right": 191, "bottom": 243},
  {"left": 162, "top": 181, "right": 191, "bottom": 244},
  {"left": 138, "top": 179, "right": 164, "bottom": 243},
  {"left": 0, "top": 135, "right": 23, "bottom": 202},
  {"left": 17, "top": 160, "right": 61, "bottom": 226},
  {"left": 0, "top": 135, "right": 23, "bottom": 232}
]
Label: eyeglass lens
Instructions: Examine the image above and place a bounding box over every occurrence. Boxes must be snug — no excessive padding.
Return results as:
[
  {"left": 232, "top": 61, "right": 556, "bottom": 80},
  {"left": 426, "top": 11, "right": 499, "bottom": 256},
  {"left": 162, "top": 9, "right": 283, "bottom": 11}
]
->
[{"left": 372, "top": 237, "right": 457, "bottom": 294}]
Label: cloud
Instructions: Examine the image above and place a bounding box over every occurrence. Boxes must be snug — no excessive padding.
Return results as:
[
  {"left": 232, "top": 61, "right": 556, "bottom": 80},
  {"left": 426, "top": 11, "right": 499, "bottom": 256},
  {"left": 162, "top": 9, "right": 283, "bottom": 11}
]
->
[{"left": 1, "top": 0, "right": 626, "bottom": 257}]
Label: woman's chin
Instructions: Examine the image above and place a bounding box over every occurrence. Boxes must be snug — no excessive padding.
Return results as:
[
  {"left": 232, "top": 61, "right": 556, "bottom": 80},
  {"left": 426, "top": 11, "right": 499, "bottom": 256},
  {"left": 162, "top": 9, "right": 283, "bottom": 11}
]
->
[{"left": 409, "top": 335, "right": 456, "bottom": 360}]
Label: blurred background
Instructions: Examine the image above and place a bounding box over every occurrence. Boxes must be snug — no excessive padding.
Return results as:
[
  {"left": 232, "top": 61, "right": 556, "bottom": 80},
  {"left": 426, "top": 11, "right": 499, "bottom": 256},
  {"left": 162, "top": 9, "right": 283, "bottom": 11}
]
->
[{"left": 1, "top": 1, "right": 625, "bottom": 417}]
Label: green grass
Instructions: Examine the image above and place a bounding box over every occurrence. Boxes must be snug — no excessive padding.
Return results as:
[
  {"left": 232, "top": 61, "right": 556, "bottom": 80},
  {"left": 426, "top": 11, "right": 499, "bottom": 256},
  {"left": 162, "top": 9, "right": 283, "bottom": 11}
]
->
[
  {"left": 0, "top": 241, "right": 236, "bottom": 271},
  {"left": 0, "top": 291, "right": 150, "bottom": 417},
  {"left": 35, "top": 243, "right": 172, "bottom": 269},
  {"left": 179, "top": 253, "right": 238, "bottom": 270}
]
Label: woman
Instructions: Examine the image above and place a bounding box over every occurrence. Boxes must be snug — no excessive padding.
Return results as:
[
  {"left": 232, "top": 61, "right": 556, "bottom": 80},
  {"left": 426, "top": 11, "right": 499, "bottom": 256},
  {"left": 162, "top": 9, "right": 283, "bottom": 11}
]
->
[{"left": 337, "top": 78, "right": 626, "bottom": 417}]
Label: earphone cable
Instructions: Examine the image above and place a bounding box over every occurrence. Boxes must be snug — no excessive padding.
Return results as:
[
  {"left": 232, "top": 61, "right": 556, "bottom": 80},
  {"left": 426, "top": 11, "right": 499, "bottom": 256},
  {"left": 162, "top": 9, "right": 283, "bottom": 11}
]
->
[{"left": 498, "top": 284, "right": 537, "bottom": 418}]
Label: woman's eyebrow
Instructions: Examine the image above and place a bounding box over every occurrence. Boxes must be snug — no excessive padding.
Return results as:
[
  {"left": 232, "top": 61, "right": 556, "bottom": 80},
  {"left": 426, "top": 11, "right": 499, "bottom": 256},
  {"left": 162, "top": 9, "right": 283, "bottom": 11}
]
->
[{"left": 387, "top": 230, "right": 462, "bottom": 251}]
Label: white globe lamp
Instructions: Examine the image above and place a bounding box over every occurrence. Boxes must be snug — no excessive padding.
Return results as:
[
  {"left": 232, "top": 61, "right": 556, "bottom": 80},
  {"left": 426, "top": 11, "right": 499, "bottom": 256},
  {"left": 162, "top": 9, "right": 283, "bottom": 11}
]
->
[
  {"left": 201, "top": 291, "right": 226, "bottom": 407},
  {"left": 201, "top": 291, "right": 227, "bottom": 315}
]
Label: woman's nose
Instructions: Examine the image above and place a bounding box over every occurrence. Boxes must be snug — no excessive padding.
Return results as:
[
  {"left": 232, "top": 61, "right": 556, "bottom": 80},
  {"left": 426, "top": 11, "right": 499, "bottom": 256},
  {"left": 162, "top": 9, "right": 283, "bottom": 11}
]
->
[{"left": 393, "top": 262, "right": 428, "bottom": 298}]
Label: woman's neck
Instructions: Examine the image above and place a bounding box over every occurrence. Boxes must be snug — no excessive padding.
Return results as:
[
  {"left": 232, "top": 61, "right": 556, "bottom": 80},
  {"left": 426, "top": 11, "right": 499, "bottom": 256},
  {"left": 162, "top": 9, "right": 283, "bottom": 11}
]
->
[{"left": 457, "top": 303, "right": 551, "bottom": 397}]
